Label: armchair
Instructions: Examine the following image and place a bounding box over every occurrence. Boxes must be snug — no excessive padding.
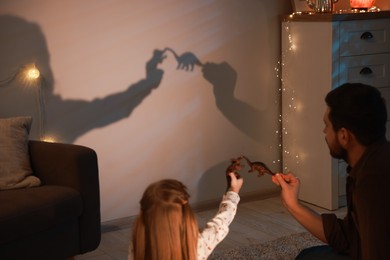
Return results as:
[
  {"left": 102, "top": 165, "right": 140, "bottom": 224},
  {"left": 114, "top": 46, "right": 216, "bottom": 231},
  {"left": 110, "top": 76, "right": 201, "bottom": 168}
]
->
[{"left": 0, "top": 140, "right": 101, "bottom": 260}]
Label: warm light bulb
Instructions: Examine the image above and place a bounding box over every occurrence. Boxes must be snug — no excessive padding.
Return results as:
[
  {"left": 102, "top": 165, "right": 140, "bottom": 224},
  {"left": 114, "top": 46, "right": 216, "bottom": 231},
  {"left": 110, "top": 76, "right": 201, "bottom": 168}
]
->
[
  {"left": 42, "top": 136, "right": 56, "bottom": 143},
  {"left": 350, "top": 0, "right": 375, "bottom": 9},
  {"left": 25, "top": 65, "right": 40, "bottom": 80},
  {"left": 18, "top": 64, "right": 42, "bottom": 87}
]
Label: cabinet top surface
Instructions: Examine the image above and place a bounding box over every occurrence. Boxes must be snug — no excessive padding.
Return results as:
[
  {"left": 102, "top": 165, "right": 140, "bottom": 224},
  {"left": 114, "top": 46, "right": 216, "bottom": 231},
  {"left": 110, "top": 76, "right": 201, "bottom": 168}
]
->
[{"left": 282, "top": 10, "right": 390, "bottom": 22}]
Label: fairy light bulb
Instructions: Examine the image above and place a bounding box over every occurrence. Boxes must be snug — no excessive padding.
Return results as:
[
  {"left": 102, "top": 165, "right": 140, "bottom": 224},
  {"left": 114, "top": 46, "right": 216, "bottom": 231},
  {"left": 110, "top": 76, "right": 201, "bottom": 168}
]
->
[
  {"left": 25, "top": 65, "right": 40, "bottom": 81},
  {"left": 42, "top": 136, "right": 56, "bottom": 143}
]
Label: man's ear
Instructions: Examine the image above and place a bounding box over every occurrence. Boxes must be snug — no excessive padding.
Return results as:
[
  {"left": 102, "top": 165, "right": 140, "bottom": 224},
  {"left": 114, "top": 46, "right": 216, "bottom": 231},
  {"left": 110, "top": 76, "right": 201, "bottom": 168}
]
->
[{"left": 337, "top": 127, "right": 352, "bottom": 148}]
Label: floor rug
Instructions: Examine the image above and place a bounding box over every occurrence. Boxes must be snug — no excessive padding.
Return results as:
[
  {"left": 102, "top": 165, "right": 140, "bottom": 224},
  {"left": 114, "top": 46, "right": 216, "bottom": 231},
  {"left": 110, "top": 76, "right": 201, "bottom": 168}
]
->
[{"left": 209, "top": 232, "right": 325, "bottom": 260}]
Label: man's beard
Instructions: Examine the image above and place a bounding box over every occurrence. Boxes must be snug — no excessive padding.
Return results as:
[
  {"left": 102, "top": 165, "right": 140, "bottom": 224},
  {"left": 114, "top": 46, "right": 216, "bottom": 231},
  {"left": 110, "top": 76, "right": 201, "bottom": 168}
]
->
[
  {"left": 330, "top": 147, "right": 348, "bottom": 161},
  {"left": 326, "top": 138, "right": 348, "bottom": 161}
]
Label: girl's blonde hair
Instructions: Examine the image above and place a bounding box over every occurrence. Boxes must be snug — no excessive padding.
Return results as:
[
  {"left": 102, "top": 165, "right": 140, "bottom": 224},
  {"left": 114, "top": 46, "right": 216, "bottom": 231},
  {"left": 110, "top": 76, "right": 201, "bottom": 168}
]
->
[{"left": 132, "top": 179, "right": 199, "bottom": 260}]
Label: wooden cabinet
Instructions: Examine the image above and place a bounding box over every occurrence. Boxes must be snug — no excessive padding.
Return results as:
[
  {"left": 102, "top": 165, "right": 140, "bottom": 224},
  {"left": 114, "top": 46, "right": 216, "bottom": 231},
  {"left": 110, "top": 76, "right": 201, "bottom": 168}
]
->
[{"left": 281, "top": 11, "right": 390, "bottom": 210}]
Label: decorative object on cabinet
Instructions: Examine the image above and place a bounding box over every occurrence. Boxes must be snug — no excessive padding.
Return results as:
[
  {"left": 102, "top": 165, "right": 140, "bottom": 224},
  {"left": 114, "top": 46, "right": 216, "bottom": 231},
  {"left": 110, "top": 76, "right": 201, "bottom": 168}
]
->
[
  {"left": 306, "top": 0, "right": 339, "bottom": 13},
  {"left": 291, "top": 0, "right": 313, "bottom": 13},
  {"left": 350, "top": 0, "right": 376, "bottom": 10},
  {"left": 281, "top": 11, "right": 390, "bottom": 210}
]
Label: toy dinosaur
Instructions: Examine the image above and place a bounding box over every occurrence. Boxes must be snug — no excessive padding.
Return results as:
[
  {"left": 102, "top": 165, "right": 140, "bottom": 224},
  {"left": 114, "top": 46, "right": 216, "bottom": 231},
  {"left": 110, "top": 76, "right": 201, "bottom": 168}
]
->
[
  {"left": 224, "top": 155, "right": 275, "bottom": 191},
  {"left": 225, "top": 156, "right": 244, "bottom": 192},
  {"left": 242, "top": 155, "right": 274, "bottom": 177}
]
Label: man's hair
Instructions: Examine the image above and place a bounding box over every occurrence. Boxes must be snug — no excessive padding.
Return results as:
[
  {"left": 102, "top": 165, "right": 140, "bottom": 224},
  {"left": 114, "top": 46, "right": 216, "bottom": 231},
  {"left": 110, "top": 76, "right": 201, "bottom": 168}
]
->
[
  {"left": 132, "top": 179, "right": 198, "bottom": 260},
  {"left": 325, "top": 83, "right": 387, "bottom": 146}
]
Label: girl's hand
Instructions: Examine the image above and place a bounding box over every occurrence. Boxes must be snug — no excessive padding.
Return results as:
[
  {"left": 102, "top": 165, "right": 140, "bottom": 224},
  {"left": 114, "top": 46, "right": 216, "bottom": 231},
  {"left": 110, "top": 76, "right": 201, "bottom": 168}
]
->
[{"left": 228, "top": 172, "right": 243, "bottom": 194}]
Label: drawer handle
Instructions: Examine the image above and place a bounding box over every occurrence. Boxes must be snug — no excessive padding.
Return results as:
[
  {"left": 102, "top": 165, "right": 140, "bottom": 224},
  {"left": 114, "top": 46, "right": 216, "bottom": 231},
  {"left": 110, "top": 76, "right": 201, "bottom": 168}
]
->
[
  {"left": 360, "top": 67, "right": 373, "bottom": 75},
  {"left": 360, "top": 31, "right": 373, "bottom": 40}
]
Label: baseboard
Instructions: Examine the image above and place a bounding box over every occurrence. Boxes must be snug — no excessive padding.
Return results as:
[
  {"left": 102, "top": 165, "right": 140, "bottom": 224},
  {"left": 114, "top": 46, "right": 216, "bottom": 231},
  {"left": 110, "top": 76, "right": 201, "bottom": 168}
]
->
[{"left": 101, "top": 215, "right": 136, "bottom": 233}]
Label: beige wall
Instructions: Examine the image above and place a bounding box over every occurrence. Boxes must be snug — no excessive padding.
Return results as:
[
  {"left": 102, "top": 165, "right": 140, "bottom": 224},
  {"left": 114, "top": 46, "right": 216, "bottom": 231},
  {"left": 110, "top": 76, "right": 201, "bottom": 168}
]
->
[{"left": 0, "top": 0, "right": 290, "bottom": 221}]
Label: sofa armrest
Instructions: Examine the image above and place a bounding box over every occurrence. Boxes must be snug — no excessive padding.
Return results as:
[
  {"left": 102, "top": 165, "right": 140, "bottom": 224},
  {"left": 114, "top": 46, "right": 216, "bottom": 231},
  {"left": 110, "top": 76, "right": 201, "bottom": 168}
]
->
[{"left": 28, "top": 140, "right": 101, "bottom": 253}]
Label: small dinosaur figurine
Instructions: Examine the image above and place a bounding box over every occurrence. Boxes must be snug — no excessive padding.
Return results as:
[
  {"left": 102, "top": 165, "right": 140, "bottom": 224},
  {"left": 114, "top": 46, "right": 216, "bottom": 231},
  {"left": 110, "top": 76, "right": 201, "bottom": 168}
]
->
[
  {"left": 225, "top": 156, "right": 244, "bottom": 192},
  {"left": 242, "top": 155, "right": 274, "bottom": 177}
]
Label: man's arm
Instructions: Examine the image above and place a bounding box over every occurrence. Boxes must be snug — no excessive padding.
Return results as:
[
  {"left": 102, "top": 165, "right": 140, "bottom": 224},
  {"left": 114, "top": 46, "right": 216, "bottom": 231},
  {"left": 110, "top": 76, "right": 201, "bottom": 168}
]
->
[{"left": 272, "top": 173, "right": 327, "bottom": 243}]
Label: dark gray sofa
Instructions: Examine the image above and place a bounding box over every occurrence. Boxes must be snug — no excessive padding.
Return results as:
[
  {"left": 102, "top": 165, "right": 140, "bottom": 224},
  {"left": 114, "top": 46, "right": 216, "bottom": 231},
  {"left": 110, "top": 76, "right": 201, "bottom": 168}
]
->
[{"left": 0, "top": 140, "right": 101, "bottom": 260}]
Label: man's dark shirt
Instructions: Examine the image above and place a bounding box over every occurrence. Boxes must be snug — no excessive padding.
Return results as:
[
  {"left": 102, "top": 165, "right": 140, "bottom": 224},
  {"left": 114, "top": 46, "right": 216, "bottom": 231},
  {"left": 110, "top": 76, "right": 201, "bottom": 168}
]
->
[{"left": 322, "top": 139, "right": 390, "bottom": 259}]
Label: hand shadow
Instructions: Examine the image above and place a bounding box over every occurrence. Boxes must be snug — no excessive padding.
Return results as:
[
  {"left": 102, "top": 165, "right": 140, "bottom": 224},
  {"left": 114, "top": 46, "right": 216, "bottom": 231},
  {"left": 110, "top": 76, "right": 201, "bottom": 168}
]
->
[
  {"left": 46, "top": 48, "right": 166, "bottom": 143},
  {"left": 0, "top": 14, "right": 167, "bottom": 143},
  {"left": 166, "top": 47, "right": 275, "bottom": 142},
  {"left": 201, "top": 62, "right": 273, "bottom": 142}
]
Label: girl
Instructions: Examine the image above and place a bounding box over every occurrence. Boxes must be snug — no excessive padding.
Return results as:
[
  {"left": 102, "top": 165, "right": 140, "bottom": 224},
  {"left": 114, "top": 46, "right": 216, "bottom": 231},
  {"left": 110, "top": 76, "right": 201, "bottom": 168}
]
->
[{"left": 129, "top": 172, "right": 243, "bottom": 260}]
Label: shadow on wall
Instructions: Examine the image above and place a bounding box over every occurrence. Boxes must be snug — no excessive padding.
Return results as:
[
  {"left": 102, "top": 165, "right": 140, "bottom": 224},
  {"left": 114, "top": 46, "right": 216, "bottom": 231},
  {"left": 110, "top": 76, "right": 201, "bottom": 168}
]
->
[
  {"left": 167, "top": 46, "right": 275, "bottom": 142},
  {"left": 197, "top": 155, "right": 278, "bottom": 202},
  {"left": 201, "top": 61, "right": 274, "bottom": 141},
  {"left": 0, "top": 14, "right": 273, "bottom": 145},
  {"left": 0, "top": 15, "right": 165, "bottom": 143}
]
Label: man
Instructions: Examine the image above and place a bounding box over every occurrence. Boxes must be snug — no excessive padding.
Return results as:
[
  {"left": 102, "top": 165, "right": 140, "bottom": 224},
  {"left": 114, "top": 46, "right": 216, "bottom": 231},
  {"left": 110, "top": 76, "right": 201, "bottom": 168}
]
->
[{"left": 272, "top": 83, "right": 390, "bottom": 259}]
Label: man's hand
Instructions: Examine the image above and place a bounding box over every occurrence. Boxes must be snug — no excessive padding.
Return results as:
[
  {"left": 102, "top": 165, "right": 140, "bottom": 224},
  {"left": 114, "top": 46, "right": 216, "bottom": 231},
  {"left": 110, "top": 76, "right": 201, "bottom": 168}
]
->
[{"left": 272, "top": 172, "right": 300, "bottom": 210}]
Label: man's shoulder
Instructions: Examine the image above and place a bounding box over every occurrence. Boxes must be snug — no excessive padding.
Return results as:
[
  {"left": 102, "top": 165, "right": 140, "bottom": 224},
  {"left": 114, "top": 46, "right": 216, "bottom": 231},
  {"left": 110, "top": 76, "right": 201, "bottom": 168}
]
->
[
  {"left": 377, "top": 140, "right": 390, "bottom": 153},
  {"left": 364, "top": 140, "right": 390, "bottom": 173}
]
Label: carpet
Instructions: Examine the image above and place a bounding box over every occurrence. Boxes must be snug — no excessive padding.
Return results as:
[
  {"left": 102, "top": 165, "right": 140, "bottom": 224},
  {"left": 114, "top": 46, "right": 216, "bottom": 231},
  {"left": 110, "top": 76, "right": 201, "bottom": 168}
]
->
[{"left": 209, "top": 232, "right": 325, "bottom": 260}]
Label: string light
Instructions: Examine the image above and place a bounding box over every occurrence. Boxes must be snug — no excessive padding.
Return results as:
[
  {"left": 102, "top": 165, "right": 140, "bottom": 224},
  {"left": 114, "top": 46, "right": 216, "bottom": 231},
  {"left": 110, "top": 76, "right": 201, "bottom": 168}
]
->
[
  {"left": 275, "top": 19, "right": 303, "bottom": 171},
  {"left": 24, "top": 64, "right": 40, "bottom": 81},
  {"left": 0, "top": 63, "right": 47, "bottom": 141},
  {"left": 274, "top": 17, "right": 305, "bottom": 171},
  {"left": 42, "top": 136, "right": 56, "bottom": 143}
]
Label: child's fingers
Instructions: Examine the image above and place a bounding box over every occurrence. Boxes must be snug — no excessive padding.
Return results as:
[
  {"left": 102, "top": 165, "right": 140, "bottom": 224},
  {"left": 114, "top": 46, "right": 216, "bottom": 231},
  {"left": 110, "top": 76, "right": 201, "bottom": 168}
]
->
[{"left": 228, "top": 172, "right": 240, "bottom": 180}]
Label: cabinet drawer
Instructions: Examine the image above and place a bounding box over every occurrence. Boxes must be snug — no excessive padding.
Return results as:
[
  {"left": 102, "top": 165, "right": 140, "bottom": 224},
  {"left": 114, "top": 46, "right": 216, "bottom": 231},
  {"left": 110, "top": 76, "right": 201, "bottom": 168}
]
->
[
  {"left": 339, "top": 19, "right": 390, "bottom": 56},
  {"left": 339, "top": 53, "right": 390, "bottom": 87}
]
